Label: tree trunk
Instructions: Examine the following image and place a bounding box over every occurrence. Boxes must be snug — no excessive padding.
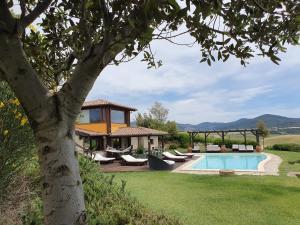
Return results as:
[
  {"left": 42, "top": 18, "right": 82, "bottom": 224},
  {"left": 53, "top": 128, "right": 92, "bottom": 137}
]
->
[{"left": 35, "top": 121, "right": 86, "bottom": 225}]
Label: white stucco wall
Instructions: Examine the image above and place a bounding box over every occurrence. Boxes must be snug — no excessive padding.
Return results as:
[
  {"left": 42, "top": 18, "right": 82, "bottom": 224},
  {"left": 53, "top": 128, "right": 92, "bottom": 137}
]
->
[{"left": 130, "top": 136, "right": 159, "bottom": 150}]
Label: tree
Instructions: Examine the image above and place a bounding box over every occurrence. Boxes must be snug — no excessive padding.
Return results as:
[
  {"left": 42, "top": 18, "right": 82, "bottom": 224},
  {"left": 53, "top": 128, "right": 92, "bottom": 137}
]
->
[
  {"left": 136, "top": 112, "right": 153, "bottom": 128},
  {"left": 136, "top": 102, "right": 177, "bottom": 135},
  {"left": 0, "top": 1, "right": 299, "bottom": 224},
  {"left": 256, "top": 120, "right": 270, "bottom": 147},
  {"left": 165, "top": 121, "right": 178, "bottom": 137},
  {"left": 149, "top": 102, "right": 169, "bottom": 122}
]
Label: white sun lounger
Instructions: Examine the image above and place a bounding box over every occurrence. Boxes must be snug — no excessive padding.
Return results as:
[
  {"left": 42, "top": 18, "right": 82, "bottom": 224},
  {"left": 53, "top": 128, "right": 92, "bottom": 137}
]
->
[
  {"left": 92, "top": 153, "right": 115, "bottom": 164},
  {"left": 238, "top": 145, "right": 247, "bottom": 151},
  {"left": 192, "top": 145, "right": 200, "bottom": 153},
  {"left": 206, "top": 145, "right": 221, "bottom": 152},
  {"left": 163, "top": 152, "right": 187, "bottom": 162},
  {"left": 232, "top": 144, "right": 239, "bottom": 151},
  {"left": 121, "top": 155, "right": 148, "bottom": 166},
  {"left": 246, "top": 145, "right": 254, "bottom": 152},
  {"left": 174, "top": 150, "right": 194, "bottom": 158}
]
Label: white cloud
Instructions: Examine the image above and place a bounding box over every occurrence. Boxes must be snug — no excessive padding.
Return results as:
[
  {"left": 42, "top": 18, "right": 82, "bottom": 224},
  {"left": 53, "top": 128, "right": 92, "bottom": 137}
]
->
[{"left": 87, "top": 35, "right": 300, "bottom": 124}]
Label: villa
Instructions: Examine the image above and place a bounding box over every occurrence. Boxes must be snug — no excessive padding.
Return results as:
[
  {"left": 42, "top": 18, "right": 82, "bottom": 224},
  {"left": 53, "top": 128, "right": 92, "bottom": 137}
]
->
[{"left": 75, "top": 99, "right": 167, "bottom": 151}]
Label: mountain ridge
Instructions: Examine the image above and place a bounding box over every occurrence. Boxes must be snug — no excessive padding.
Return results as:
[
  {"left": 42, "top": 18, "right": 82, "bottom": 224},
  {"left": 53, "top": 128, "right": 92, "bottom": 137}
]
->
[{"left": 176, "top": 114, "right": 300, "bottom": 131}]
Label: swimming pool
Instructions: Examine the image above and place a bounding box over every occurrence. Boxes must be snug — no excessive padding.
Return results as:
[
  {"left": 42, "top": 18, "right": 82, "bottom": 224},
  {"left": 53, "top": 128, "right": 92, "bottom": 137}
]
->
[{"left": 190, "top": 153, "right": 267, "bottom": 171}]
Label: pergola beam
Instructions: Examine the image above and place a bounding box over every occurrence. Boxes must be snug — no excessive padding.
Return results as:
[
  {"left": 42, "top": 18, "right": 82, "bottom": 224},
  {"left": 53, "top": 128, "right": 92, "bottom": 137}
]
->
[{"left": 188, "top": 128, "right": 261, "bottom": 149}]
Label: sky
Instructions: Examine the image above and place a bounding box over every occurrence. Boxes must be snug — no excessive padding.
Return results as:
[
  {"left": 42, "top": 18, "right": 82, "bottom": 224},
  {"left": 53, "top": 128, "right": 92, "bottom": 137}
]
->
[{"left": 86, "top": 35, "right": 300, "bottom": 125}]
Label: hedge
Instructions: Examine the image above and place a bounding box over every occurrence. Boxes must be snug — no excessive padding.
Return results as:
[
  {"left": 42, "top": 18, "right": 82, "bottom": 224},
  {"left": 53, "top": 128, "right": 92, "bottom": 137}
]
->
[{"left": 271, "top": 144, "right": 300, "bottom": 152}]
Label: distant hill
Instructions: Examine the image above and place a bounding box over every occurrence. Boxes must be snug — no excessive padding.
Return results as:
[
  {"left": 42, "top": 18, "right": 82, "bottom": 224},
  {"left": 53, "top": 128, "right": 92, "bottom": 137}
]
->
[{"left": 177, "top": 114, "right": 300, "bottom": 132}]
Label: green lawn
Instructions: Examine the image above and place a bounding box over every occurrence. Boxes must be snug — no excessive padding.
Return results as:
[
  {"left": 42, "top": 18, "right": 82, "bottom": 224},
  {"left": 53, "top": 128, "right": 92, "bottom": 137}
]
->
[
  {"left": 114, "top": 151, "right": 300, "bottom": 225},
  {"left": 267, "top": 150, "right": 300, "bottom": 175}
]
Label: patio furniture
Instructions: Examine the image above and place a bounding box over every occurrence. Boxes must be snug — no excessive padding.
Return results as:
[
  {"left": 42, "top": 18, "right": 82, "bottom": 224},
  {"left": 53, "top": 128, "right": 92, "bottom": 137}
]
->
[
  {"left": 238, "top": 145, "right": 247, "bottom": 152},
  {"left": 120, "top": 155, "right": 148, "bottom": 166},
  {"left": 174, "top": 150, "right": 194, "bottom": 158},
  {"left": 106, "top": 145, "right": 133, "bottom": 159},
  {"left": 148, "top": 154, "right": 175, "bottom": 170},
  {"left": 92, "top": 153, "right": 115, "bottom": 164},
  {"left": 192, "top": 145, "right": 200, "bottom": 153},
  {"left": 246, "top": 145, "right": 254, "bottom": 152},
  {"left": 206, "top": 145, "right": 221, "bottom": 153},
  {"left": 162, "top": 152, "right": 187, "bottom": 162},
  {"left": 232, "top": 144, "right": 239, "bottom": 151}
]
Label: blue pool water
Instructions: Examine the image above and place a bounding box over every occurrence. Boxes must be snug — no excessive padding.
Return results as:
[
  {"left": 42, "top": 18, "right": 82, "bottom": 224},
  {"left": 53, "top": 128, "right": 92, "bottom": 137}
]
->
[{"left": 191, "top": 153, "right": 267, "bottom": 170}]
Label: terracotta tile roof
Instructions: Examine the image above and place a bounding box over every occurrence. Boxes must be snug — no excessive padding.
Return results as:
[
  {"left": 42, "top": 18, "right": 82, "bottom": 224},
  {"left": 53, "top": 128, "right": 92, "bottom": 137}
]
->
[
  {"left": 75, "top": 128, "right": 106, "bottom": 137},
  {"left": 82, "top": 99, "right": 137, "bottom": 111},
  {"left": 111, "top": 127, "right": 168, "bottom": 137}
]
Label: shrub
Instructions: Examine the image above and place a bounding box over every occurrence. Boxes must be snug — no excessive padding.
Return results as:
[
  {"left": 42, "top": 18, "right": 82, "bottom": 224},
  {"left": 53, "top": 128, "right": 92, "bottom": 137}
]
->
[
  {"left": 272, "top": 144, "right": 300, "bottom": 152},
  {"left": 0, "top": 82, "right": 34, "bottom": 200},
  {"left": 168, "top": 144, "right": 178, "bottom": 149},
  {"left": 22, "top": 157, "right": 181, "bottom": 225},
  {"left": 136, "top": 145, "right": 145, "bottom": 154}
]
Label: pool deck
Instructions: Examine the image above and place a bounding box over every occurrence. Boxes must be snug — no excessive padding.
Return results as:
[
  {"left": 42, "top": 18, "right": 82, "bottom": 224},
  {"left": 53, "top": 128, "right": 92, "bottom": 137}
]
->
[{"left": 173, "top": 153, "right": 282, "bottom": 176}]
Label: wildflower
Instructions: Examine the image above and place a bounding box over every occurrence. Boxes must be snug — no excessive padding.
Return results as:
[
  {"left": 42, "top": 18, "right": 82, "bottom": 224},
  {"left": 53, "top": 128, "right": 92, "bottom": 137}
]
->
[
  {"left": 20, "top": 117, "right": 28, "bottom": 126},
  {"left": 12, "top": 98, "right": 20, "bottom": 106},
  {"left": 3, "top": 130, "right": 8, "bottom": 136},
  {"left": 0, "top": 101, "right": 4, "bottom": 108}
]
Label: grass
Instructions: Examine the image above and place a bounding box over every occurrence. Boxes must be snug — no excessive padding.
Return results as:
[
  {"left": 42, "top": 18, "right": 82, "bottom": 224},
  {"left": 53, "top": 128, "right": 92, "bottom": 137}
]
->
[
  {"left": 114, "top": 150, "right": 300, "bottom": 225},
  {"left": 264, "top": 135, "right": 300, "bottom": 146},
  {"left": 266, "top": 150, "right": 300, "bottom": 175}
]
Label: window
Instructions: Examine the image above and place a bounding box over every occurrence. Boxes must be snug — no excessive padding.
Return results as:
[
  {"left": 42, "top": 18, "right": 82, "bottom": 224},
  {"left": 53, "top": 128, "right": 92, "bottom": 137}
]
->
[
  {"left": 111, "top": 110, "right": 125, "bottom": 123},
  {"left": 77, "top": 110, "right": 89, "bottom": 123},
  {"left": 89, "top": 108, "right": 101, "bottom": 123}
]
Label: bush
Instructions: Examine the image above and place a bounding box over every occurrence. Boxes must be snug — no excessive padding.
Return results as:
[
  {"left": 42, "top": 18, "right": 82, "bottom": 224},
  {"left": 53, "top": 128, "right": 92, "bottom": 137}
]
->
[
  {"left": 272, "top": 144, "right": 300, "bottom": 152},
  {"left": 136, "top": 145, "right": 145, "bottom": 154},
  {"left": 168, "top": 144, "right": 178, "bottom": 149},
  {"left": 22, "top": 157, "right": 181, "bottom": 225},
  {"left": 0, "top": 82, "right": 34, "bottom": 200}
]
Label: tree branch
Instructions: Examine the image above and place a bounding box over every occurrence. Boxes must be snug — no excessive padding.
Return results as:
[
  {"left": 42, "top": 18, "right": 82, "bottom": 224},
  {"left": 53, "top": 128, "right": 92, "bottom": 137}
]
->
[
  {"left": 22, "top": 0, "right": 52, "bottom": 27},
  {"left": 0, "top": 35, "right": 50, "bottom": 123},
  {"left": 20, "top": 0, "right": 26, "bottom": 19},
  {"left": 0, "top": 0, "right": 15, "bottom": 32},
  {"left": 0, "top": 67, "right": 6, "bottom": 81}
]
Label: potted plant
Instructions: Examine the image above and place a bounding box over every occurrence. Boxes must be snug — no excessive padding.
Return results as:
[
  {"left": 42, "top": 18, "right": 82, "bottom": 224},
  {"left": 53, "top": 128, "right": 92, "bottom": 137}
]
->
[
  {"left": 256, "top": 145, "right": 263, "bottom": 152},
  {"left": 187, "top": 145, "right": 192, "bottom": 153},
  {"left": 221, "top": 145, "right": 226, "bottom": 153}
]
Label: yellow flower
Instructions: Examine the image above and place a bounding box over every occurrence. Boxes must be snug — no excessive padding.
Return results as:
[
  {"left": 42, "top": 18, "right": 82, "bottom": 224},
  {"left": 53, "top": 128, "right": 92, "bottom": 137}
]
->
[
  {"left": 3, "top": 130, "right": 8, "bottom": 136},
  {"left": 20, "top": 117, "right": 28, "bottom": 126},
  {"left": 15, "top": 112, "right": 22, "bottom": 119},
  {"left": 0, "top": 101, "right": 4, "bottom": 108},
  {"left": 12, "top": 98, "right": 20, "bottom": 106},
  {"left": 28, "top": 24, "right": 37, "bottom": 32}
]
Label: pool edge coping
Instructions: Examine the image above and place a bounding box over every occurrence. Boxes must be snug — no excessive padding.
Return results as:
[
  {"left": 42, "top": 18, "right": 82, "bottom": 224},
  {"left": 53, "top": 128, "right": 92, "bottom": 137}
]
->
[{"left": 172, "top": 152, "right": 280, "bottom": 176}]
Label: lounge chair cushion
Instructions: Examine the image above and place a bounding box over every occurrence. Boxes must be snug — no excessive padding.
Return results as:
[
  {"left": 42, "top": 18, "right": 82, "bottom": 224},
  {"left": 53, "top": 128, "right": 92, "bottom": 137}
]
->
[
  {"left": 246, "top": 145, "right": 254, "bottom": 151},
  {"left": 238, "top": 145, "right": 247, "bottom": 151},
  {"left": 232, "top": 144, "right": 239, "bottom": 149},
  {"left": 163, "top": 152, "right": 187, "bottom": 159},
  {"left": 207, "top": 145, "right": 221, "bottom": 152},
  {"left": 121, "top": 155, "right": 148, "bottom": 163},
  {"left": 93, "top": 153, "right": 115, "bottom": 161},
  {"left": 174, "top": 150, "right": 194, "bottom": 157},
  {"left": 163, "top": 160, "right": 175, "bottom": 165}
]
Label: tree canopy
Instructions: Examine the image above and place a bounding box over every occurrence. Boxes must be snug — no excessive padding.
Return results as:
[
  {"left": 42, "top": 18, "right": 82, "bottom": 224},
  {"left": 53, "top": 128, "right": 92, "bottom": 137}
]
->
[
  {"left": 0, "top": 0, "right": 299, "bottom": 224},
  {"left": 136, "top": 102, "right": 177, "bottom": 135}
]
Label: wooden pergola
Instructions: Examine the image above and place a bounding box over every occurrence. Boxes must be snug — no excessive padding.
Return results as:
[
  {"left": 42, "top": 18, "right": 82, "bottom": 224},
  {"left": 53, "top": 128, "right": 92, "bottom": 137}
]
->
[{"left": 188, "top": 129, "right": 260, "bottom": 149}]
